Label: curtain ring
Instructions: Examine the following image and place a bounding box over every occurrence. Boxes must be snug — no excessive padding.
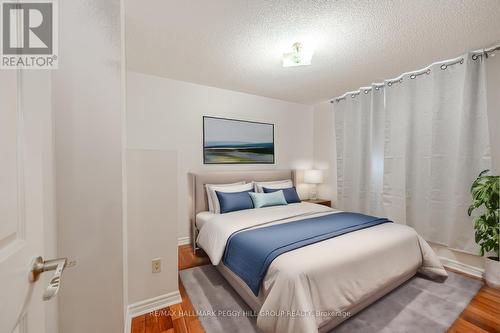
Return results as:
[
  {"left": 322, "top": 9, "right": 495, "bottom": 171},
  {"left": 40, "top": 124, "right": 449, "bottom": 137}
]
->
[
  {"left": 410, "top": 74, "right": 416, "bottom": 79},
  {"left": 440, "top": 64, "right": 447, "bottom": 70},
  {"left": 426, "top": 69, "right": 431, "bottom": 75}
]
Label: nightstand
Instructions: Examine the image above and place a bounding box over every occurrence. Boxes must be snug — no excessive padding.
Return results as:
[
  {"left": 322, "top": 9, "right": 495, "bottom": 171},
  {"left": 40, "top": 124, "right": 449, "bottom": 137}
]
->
[{"left": 302, "top": 199, "right": 332, "bottom": 207}]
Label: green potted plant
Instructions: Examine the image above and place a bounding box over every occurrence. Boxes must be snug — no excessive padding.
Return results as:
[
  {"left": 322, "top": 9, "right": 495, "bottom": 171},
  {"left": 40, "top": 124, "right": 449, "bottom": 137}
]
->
[{"left": 468, "top": 169, "right": 499, "bottom": 287}]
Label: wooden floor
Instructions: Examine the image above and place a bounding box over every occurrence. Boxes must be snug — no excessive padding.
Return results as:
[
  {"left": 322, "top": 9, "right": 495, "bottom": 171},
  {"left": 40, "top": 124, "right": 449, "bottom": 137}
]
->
[
  {"left": 131, "top": 244, "right": 500, "bottom": 333},
  {"left": 448, "top": 283, "right": 500, "bottom": 333}
]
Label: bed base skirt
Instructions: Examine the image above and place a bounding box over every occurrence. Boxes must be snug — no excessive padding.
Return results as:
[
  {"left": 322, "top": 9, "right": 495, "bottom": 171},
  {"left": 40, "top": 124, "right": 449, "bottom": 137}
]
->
[{"left": 216, "top": 263, "right": 263, "bottom": 312}]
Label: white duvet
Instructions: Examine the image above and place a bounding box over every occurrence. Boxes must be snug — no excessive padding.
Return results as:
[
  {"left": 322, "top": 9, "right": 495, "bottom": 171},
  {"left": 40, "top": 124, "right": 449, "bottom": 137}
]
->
[{"left": 197, "top": 202, "right": 448, "bottom": 333}]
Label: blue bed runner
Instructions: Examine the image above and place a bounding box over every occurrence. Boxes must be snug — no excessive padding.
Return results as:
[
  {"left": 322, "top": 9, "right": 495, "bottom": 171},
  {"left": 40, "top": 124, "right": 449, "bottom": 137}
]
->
[{"left": 222, "top": 212, "right": 392, "bottom": 295}]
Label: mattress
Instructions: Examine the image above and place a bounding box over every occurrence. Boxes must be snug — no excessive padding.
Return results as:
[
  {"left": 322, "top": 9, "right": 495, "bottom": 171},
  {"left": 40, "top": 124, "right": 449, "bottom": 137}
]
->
[
  {"left": 196, "top": 202, "right": 448, "bottom": 333},
  {"left": 195, "top": 211, "right": 216, "bottom": 229}
]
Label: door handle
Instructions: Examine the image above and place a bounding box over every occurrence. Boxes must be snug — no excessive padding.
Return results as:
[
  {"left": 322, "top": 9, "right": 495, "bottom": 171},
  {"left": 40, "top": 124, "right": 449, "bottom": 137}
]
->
[{"left": 29, "top": 256, "right": 76, "bottom": 301}]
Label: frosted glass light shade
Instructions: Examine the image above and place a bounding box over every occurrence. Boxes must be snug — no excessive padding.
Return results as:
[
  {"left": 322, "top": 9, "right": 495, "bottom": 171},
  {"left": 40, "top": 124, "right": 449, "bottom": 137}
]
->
[
  {"left": 282, "top": 42, "right": 313, "bottom": 67},
  {"left": 304, "top": 169, "right": 323, "bottom": 184}
]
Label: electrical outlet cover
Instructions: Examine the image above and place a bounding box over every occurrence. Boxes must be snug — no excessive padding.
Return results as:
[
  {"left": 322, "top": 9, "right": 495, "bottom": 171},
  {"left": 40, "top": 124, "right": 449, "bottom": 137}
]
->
[{"left": 152, "top": 258, "right": 161, "bottom": 273}]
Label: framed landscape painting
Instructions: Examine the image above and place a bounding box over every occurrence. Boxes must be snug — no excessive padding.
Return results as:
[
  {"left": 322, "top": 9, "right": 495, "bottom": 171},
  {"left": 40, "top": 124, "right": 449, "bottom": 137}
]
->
[{"left": 203, "top": 116, "right": 275, "bottom": 164}]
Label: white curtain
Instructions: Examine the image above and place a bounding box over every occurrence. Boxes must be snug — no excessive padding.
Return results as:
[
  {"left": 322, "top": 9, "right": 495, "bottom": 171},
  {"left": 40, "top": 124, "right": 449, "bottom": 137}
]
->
[
  {"left": 335, "top": 52, "right": 495, "bottom": 254},
  {"left": 335, "top": 86, "right": 385, "bottom": 216}
]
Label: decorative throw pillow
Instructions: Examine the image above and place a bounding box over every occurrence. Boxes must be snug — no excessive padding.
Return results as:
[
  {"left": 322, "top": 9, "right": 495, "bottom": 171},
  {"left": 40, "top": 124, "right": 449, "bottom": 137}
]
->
[
  {"left": 249, "top": 191, "right": 288, "bottom": 208},
  {"left": 263, "top": 186, "right": 301, "bottom": 204},
  {"left": 215, "top": 190, "right": 254, "bottom": 214}
]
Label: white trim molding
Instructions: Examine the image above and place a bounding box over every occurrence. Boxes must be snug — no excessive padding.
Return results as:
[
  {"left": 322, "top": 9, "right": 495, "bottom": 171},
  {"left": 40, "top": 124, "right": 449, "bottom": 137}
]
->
[
  {"left": 178, "top": 236, "right": 191, "bottom": 246},
  {"left": 124, "top": 291, "right": 181, "bottom": 333},
  {"left": 439, "top": 256, "right": 485, "bottom": 279}
]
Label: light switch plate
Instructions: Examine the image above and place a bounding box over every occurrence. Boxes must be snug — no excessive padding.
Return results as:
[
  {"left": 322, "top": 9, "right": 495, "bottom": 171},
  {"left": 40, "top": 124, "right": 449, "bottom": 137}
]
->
[{"left": 152, "top": 258, "right": 161, "bottom": 273}]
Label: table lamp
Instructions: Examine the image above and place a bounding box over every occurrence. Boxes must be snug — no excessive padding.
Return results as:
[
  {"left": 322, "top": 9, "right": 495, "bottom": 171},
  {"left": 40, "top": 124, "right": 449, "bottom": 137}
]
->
[{"left": 304, "top": 169, "right": 323, "bottom": 200}]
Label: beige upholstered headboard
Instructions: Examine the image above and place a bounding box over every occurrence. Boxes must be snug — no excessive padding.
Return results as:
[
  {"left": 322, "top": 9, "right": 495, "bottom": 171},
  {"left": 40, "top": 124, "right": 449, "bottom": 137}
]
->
[{"left": 188, "top": 170, "right": 296, "bottom": 250}]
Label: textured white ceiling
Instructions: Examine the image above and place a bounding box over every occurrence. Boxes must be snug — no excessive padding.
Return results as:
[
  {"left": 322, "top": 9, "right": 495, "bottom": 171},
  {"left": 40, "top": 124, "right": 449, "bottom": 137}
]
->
[{"left": 125, "top": 0, "right": 500, "bottom": 105}]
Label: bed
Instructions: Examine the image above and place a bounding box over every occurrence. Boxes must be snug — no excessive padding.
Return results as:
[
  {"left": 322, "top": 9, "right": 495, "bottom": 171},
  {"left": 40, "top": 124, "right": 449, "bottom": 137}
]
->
[{"left": 189, "top": 170, "right": 447, "bottom": 333}]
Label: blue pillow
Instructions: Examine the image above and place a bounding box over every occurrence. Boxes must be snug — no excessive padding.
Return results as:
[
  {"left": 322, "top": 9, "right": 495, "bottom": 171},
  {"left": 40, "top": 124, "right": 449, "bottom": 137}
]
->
[
  {"left": 263, "top": 186, "right": 301, "bottom": 204},
  {"left": 215, "top": 190, "right": 254, "bottom": 214},
  {"left": 249, "top": 191, "right": 287, "bottom": 208}
]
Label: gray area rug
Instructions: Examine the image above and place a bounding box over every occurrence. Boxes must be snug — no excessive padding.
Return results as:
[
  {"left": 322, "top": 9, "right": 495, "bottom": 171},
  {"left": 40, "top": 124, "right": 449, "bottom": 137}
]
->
[{"left": 179, "top": 265, "right": 482, "bottom": 333}]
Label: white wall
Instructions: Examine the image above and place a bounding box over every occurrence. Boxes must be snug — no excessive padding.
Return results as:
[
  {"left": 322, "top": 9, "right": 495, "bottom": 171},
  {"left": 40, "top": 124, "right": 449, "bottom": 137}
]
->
[
  {"left": 126, "top": 149, "right": 179, "bottom": 305},
  {"left": 127, "top": 71, "right": 314, "bottom": 241},
  {"left": 54, "top": 0, "right": 124, "bottom": 332}
]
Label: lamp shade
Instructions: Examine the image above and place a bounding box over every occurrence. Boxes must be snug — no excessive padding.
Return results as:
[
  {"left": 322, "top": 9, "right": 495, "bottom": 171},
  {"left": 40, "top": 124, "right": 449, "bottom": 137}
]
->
[{"left": 304, "top": 169, "right": 323, "bottom": 184}]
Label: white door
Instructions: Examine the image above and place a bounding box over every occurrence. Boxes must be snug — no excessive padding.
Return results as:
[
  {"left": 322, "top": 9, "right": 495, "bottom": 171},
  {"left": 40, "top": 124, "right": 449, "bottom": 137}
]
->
[{"left": 0, "top": 69, "right": 60, "bottom": 332}]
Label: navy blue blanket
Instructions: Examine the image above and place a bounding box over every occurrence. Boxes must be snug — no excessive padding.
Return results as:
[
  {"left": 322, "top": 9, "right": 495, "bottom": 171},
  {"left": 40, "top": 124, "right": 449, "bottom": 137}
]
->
[{"left": 222, "top": 212, "right": 392, "bottom": 295}]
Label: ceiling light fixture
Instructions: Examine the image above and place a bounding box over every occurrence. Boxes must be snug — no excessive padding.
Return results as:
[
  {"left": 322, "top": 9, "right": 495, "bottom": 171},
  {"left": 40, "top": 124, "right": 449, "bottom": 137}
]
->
[{"left": 282, "top": 42, "right": 313, "bottom": 67}]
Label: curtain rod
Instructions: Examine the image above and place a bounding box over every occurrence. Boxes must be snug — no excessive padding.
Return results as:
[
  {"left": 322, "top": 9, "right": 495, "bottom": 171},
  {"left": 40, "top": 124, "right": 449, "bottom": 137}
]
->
[{"left": 329, "top": 43, "right": 500, "bottom": 104}]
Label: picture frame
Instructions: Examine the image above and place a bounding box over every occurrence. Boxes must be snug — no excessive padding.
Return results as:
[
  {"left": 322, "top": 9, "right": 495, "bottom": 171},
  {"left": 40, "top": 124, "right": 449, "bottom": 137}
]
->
[{"left": 203, "top": 116, "right": 275, "bottom": 164}]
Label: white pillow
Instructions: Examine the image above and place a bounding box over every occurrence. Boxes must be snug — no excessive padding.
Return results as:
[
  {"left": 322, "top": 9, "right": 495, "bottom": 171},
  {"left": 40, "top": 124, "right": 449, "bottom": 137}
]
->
[
  {"left": 205, "top": 181, "right": 244, "bottom": 212},
  {"left": 254, "top": 179, "right": 293, "bottom": 193},
  {"left": 205, "top": 182, "right": 254, "bottom": 213}
]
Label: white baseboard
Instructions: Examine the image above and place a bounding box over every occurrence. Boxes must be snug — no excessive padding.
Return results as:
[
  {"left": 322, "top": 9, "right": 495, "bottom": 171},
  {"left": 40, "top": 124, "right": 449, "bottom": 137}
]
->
[
  {"left": 178, "top": 236, "right": 191, "bottom": 246},
  {"left": 124, "top": 291, "right": 181, "bottom": 333},
  {"left": 439, "top": 256, "right": 484, "bottom": 279}
]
